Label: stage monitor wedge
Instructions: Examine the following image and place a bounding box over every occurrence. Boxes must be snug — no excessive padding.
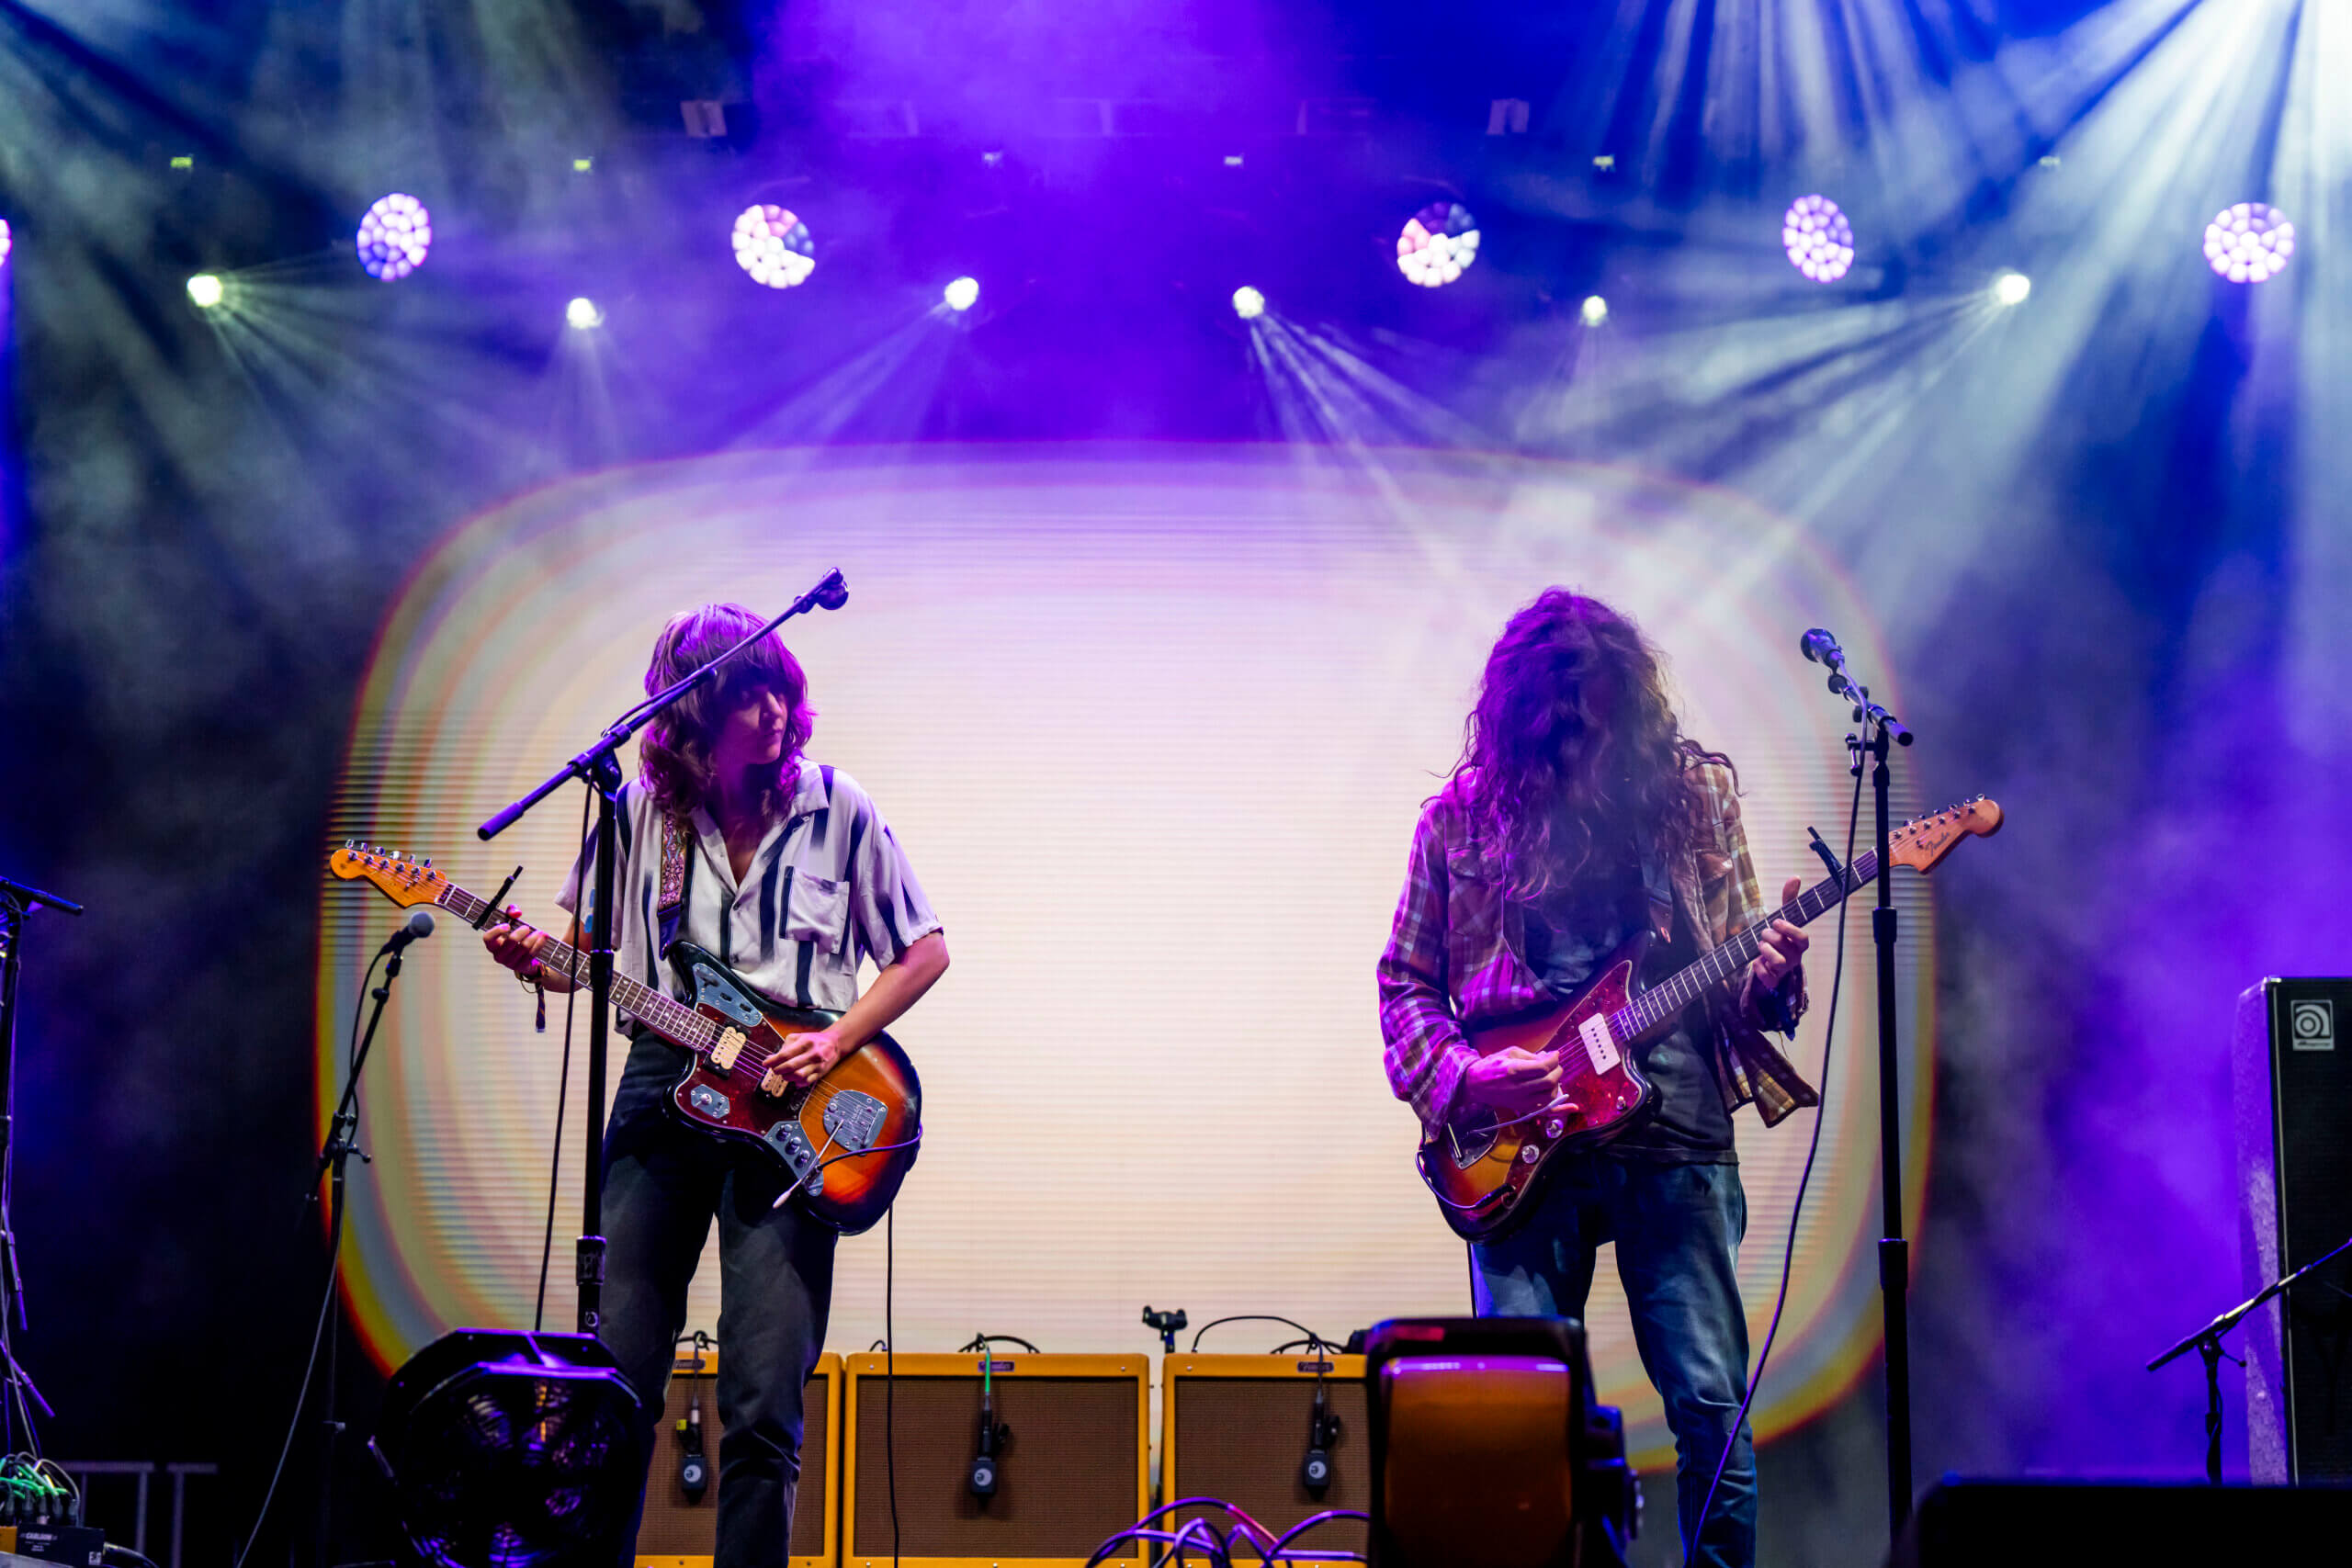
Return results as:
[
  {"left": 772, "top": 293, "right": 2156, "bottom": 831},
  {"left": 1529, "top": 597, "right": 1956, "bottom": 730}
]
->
[
  {"left": 634, "top": 1347, "right": 841, "bottom": 1568},
  {"left": 841, "top": 1352, "right": 1149, "bottom": 1568},
  {"left": 2233, "top": 977, "right": 2352, "bottom": 1483}
]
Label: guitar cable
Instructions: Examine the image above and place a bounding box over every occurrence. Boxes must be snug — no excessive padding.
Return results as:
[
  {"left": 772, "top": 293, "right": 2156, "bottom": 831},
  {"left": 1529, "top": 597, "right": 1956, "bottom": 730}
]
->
[
  {"left": 1684, "top": 760, "right": 1865, "bottom": 1565},
  {"left": 533, "top": 784, "right": 593, "bottom": 1332}
]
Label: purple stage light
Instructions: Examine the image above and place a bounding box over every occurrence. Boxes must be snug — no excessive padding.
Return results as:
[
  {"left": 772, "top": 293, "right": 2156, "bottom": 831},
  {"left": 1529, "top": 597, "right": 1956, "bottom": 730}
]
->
[
  {"left": 1782, "top": 195, "right": 1854, "bottom": 283},
  {"left": 356, "top": 194, "right": 432, "bottom": 281},
  {"left": 1397, "top": 201, "right": 1479, "bottom": 288},
  {"left": 731, "top": 205, "right": 815, "bottom": 289},
  {"left": 2204, "top": 203, "right": 2294, "bottom": 284},
  {"left": 0, "top": 217, "right": 11, "bottom": 267}
]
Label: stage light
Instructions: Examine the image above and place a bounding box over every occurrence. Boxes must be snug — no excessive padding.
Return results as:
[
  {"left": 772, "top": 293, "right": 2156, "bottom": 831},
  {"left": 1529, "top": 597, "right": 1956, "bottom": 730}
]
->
[
  {"left": 356, "top": 193, "right": 433, "bottom": 281},
  {"left": 1580, "top": 295, "right": 1609, "bottom": 326},
  {"left": 1397, "top": 200, "right": 1480, "bottom": 288},
  {"left": 565, "top": 297, "right": 603, "bottom": 329},
  {"left": 2204, "top": 202, "right": 2294, "bottom": 284},
  {"left": 187, "top": 274, "right": 224, "bottom": 309},
  {"left": 944, "top": 276, "right": 979, "bottom": 312},
  {"left": 0, "top": 218, "right": 10, "bottom": 267},
  {"left": 572, "top": 157, "right": 594, "bottom": 174},
  {"left": 731, "top": 205, "right": 815, "bottom": 289},
  {"left": 1231, "top": 286, "right": 1265, "bottom": 321},
  {"left": 1782, "top": 195, "right": 1854, "bottom": 284},
  {"left": 1992, "top": 271, "right": 2031, "bottom": 306}
]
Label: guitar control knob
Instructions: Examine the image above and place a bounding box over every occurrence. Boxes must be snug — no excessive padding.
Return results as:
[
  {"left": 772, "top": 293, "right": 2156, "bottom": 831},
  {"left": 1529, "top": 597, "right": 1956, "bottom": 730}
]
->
[
  {"left": 1544, "top": 1118, "right": 1566, "bottom": 1140},
  {"left": 1520, "top": 1143, "right": 1541, "bottom": 1164}
]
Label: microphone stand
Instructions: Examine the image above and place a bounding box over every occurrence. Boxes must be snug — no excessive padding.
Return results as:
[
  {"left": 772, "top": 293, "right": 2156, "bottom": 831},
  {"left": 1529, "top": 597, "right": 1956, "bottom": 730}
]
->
[
  {"left": 476, "top": 570, "right": 847, "bottom": 1337},
  {"left": 1803, "top": 638, "right": 1917, "bottom": 1539},
  {"left": 0, "top": 872, "right": 81, "bottom": 1449},
  {"left": 2147, "top": 1227, "right": 2352, "bottom": 1484},
  {"left": 310, "top": 932, "right": 414, "bottom": 1568}
]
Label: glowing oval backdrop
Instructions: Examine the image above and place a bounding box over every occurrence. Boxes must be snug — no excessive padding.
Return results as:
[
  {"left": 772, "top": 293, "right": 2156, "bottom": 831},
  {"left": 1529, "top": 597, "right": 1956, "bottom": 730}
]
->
[{"left": 318, "top": 445, "right": 1931, "bottom": 1462}]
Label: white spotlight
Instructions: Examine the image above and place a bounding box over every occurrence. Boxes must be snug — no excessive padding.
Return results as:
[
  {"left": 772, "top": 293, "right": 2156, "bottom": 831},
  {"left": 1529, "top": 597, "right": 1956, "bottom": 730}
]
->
[
  {"left": 943, "top": 276, "right": 979, "bottom": 312},
  {"left": 1231, "top": 286, "right": 1265, "bottom": 321},
  {"left": 1993, "top": 271, "right": 2031, "bottom": 306},
  {"left": 187, "top": 274, "right": 224, "bottom": 309},
  {"left": 566, "top": 297, "right": 604, "bottom": 330},
  {"left": 1579, "top": 295, "right": 1609, "bottom": 326}
]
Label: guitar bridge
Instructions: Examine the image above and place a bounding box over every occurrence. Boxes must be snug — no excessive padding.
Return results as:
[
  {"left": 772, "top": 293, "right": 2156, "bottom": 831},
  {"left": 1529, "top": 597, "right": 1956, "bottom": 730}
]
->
[{"left": 821, "top": 1091, "right": 887, "bottom": 1153}]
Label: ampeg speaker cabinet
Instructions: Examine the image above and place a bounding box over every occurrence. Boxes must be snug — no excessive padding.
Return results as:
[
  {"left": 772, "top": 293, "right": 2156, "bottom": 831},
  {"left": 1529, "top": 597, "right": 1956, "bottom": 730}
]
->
[
  {"left": 1160, "top": 1354, "right": 1370, "bottom": 1565},
  {"left": 1886, "top": 1478, "right": 2352, "bottom": 1565},
  {"left": 840, "top": 1353, "right": 1149, "bottom": 1568},
  {"left": 634, "top": 1347, "right": 841, "bottom": 1568},
  {"left": 2232, "top": 977, "right": 2352, "bottom": 1483}
]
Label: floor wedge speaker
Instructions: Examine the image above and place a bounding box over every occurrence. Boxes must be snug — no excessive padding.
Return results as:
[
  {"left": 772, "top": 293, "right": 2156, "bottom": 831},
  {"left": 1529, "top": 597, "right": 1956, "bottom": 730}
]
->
[
  {"left": 634, "top": 1346, "right": 841, "bottom": 1568},
  {"left": 2233, "top": 977, "right": 2352, "bottom": 1482},
  {"left": 1161, "top": 1354, "right": 1369, "bottom": 1565},
  {"left": 841, "top": 1352, "right": 1149, "bottom": 1568}
]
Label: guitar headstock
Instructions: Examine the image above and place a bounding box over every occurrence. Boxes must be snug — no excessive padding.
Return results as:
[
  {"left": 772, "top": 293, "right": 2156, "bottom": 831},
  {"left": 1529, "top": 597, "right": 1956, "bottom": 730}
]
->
[
  {"left": 1888, "top": 797, "right": 2003, "bottom": 874},
  {"left": 329, "top": 841, "right": 451, "bottom": 909}
]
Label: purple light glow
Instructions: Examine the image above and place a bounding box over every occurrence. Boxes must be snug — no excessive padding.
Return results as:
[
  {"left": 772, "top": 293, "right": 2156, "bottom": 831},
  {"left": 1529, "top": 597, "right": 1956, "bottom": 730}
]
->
[
  {"left": 731, "top": 205, "right": 815, "bottom": 289},
  {"left": 0, "top": 217, "right": 11, "bottom": 267},
  {"left": 1782, "top": 195, "right": 1854, "bottom": 284},
  {"left": 356, "top": 194, "right": 432, "bottom": 281},
  {"left": 2204, "top": 202, "right": 2293, "bottom": 283}
]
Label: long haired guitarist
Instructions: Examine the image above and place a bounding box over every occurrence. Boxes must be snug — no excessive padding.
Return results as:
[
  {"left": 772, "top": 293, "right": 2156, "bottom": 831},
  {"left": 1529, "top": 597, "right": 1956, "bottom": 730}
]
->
[
  {"left": 481, "top": 603, "right": 949, "bottom": 1565},
  {"left": 1377, "top": 590, "right": 1813, "bottom": 1568}
]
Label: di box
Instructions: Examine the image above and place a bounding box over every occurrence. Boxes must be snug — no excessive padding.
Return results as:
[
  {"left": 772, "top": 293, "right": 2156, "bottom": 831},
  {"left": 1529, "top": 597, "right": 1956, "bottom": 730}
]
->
[
  {"left": 841, "top": 1352, "right": 1150, "bottom": 1568},
  {"left": 1161, "top": 1354, "right": 1370, "bottom": 1566},
  {"left": 635, "top": 1347, "right": 842, "bottom": 1568}
]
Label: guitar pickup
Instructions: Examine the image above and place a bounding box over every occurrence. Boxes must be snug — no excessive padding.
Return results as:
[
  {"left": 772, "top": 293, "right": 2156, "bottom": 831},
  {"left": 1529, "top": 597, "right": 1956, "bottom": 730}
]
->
[{"left": 711, "top": 1027, "right": 747, "bottom": 1072}]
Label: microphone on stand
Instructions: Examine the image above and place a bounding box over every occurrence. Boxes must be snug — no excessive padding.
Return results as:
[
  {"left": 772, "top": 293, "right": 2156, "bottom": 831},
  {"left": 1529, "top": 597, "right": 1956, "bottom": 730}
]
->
[
  {"left": 1798, "top": 627, "right": 1846, "bottom": 671},
  {"left": 381, "top": 909, "right": 435, "bottom": 954},
  {"left": 807, "top": 570, "right": 848, "bottom": 612}
]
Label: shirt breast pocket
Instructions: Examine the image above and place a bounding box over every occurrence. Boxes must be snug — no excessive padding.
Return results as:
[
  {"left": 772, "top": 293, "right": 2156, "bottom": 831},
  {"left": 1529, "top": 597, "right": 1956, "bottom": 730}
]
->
[{"left": 785, "top": 872, "right": 849, "bottom": 954}]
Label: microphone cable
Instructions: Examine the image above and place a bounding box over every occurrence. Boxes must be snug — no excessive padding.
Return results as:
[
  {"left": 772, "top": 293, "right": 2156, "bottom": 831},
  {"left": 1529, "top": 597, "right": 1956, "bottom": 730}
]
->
[{"left": 1686, "top": 759, "right": 1865, "bottom": 1564}]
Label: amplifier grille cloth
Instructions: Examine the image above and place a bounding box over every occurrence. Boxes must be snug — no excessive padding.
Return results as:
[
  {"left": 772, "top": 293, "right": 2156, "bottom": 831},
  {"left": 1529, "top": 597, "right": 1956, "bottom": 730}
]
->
[
  {"left": 635, "top": 1366, "right": 831, "bottom": 1558},
  {"left": 1170, "top": 1379, "right": 1370, "bottom": 1557},
  {"left": 851, "top": 1376, "right": 1138, "bottom": 1557}
]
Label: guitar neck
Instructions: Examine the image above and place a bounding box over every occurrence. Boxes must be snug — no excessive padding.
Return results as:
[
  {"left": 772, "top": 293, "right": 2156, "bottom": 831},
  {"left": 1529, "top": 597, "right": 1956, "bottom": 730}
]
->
[
  {"left": 429, "top": 881, "right": 720, "bottom": 1055},
  {"left": 1612, "top": 847, "right": 1883, "bottom": 1036}
]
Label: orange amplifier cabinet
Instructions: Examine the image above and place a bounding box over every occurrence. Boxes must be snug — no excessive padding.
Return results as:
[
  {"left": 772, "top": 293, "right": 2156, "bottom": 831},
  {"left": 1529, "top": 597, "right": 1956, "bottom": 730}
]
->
[
  {"left": 1160, "top": 1354, "right": 1370, "bottom": 1566},
  {"left": 840, "top": 1353, "right": 1150, "bottom": 1568},
  {"left": 635, "top": 1346, "right": 842, "bottom": 1568}
]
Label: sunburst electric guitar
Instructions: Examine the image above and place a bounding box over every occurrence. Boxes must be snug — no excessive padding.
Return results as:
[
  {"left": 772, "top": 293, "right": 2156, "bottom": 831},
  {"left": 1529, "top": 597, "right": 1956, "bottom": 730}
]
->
[
  {"left": 1419, "top": 796, "right": 2002, "bottom": 1241},
  {"left": 329, "top": 843, "right": 922, "bottom": 1235}
]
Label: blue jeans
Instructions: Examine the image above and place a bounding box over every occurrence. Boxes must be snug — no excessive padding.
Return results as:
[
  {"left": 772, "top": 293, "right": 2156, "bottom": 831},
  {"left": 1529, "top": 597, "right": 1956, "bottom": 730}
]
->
[
  {"left": 1472, "top": 1156, "right": 1755, "bottom": 1568},
  {"left": 600, "top": 1037, "right": 839, "bottom": 1568}
]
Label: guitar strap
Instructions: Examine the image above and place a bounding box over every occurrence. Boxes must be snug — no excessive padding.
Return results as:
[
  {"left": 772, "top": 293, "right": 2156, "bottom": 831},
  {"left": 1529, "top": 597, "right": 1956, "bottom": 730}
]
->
[{"left": 657, "top": 808, "right": 695, "bottom": 952}]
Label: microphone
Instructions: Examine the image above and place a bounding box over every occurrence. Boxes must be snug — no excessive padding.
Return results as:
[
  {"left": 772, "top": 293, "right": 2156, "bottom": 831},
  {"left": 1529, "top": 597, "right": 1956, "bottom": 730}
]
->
[
  {"left": 1798, "top": 627, "right": 1846, "bottom": 671},
  {"left": 381, "top": 908, "right": 435, "bottom": 953},
  {"left": 811, "top": 570, "right": 848, "bottom": 611}
]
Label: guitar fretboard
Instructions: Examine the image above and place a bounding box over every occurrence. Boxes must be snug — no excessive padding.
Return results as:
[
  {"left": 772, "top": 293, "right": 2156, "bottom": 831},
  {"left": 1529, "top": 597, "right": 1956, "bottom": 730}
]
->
[
  {"left": 1608, "top": 848, "right": 1883, "bottom": 1037},
  {"left": 432, "top": 881, "right": 723, "bottom": 1056}
]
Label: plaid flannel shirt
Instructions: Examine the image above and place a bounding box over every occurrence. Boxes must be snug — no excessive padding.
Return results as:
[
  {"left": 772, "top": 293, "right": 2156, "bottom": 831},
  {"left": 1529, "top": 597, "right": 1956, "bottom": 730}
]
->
[{"left": 1378, "top": 761, "right": 1819, "bottom": 1134}]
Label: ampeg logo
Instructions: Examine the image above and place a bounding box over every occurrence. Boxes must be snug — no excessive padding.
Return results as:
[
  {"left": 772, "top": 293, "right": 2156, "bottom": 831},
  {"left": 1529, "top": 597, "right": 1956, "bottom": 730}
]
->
[{"left": 2290, "top": 998, "right": 2335, "bottom": 1052}]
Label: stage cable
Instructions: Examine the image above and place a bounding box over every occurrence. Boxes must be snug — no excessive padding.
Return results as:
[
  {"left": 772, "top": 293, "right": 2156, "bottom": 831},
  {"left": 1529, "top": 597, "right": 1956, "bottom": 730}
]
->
[
  {"left": 1685, "top": 761, "right": 1867, "bottom": 1564},
  {"left": 232, "top": 944, "right": 387, "bottom": 1568},
  {"left": 534, "top": 784, "right": 593, "bottom": 1331}
]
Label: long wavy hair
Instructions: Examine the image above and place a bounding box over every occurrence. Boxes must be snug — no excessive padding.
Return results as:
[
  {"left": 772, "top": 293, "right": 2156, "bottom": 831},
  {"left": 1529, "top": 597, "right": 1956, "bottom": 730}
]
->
[
  {"left": 1449, "top": 590, "right": 1731, "bottom": 899},
  {"left": 638, "top": 604, "right": 816, "bottom": 819}
]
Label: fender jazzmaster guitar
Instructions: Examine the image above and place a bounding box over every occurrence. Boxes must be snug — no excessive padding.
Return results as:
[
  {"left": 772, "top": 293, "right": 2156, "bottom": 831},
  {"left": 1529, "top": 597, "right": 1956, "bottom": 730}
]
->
[
  {"left": 1419, "top": 796, "right": 2002, "bottom": 1242},
  {"left": 328, "top": 843, "right": 921, "bottom": 1235}
]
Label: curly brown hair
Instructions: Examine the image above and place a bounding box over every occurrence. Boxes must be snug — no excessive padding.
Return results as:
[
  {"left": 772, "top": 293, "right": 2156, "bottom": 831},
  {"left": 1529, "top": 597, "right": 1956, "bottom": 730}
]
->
[
  {"left": 1449, "top": 589, "right": 1732, "bottom": 900},
  {"left": 638, "top": 604, "right": 816, "bottom": 820}
]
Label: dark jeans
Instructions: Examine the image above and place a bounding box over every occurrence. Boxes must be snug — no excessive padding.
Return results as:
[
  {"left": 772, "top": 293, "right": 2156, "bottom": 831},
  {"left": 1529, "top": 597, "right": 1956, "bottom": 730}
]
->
[
  {"left": 601, "top": 1037, "right": 839, "bottom": 1568},
  {"left": 1471, "top": 1156, "right": 1755, "bottom": 1568}
]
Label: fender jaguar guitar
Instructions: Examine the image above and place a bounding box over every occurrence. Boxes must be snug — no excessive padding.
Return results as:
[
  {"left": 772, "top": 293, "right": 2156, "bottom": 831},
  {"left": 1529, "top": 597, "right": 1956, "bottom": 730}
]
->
[
  {"left": 328, "top": 843, "right": 921, "bottom": 1235},
  {"left": 1419, "top": 796, "right": 2002, "bottom": 1242}
]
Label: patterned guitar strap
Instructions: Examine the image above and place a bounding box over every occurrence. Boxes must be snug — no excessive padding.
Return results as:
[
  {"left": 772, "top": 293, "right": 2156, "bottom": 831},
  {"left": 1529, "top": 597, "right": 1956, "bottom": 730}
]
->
[{"left": 656, "top": 807, "right": 695, "bottom": 952}]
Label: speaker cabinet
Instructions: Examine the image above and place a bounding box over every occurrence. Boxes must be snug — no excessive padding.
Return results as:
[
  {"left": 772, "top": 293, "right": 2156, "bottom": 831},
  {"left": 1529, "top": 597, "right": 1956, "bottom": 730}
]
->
[
  {"left": 1160, "top": 1354, "right": 1369, "bottom": 1565},
  {"left": 840, "top": 1353, "right": 1149, "bottom": 1568},
  {"left": 1888, "top": 1478, "right": 2352, "bottom": 1565},
  {"left": 2233, "top": 977, "right": 2352, "bottom": 1483},
  {"left": 634, "top": 1347, "right": 841, "bottom": 1568}
]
